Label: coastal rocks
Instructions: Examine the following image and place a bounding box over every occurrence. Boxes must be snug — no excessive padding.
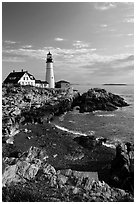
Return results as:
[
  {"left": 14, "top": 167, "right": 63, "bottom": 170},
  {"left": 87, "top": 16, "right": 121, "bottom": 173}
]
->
[
  {"left": 2, "top": 149, "right": 133, "bottom": 202},
  {"left": 2, "top": 85, "right": 79, "bottom": 144},
  {"left": 110, "top": 143, "right": 134, "bottom": 192},
  {"left": 78, "top": 88, "right": 129, "bottom": 113},
  {"left": 2, "top": 146, "right": 49, "bottom": 187},
  {"left": 73, "top": 135, "right": 107, "bottom": 149},
  {"left": 64, "top": 147, "right": 85, "bottom": 161}
]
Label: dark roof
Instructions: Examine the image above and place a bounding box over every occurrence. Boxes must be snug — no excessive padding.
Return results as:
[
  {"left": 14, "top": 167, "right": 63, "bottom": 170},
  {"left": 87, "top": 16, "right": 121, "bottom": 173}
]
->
[
  {"left": 3, "top": 71, "right": 35, "bottom": 84},
  {"left": 27, "top": 72, "right": 35, "bottom": 80},
  {"left": 56, "top": 80, "right": 70, "bottom": 84},
  {"left": 35, "top": 80, "right": 49, "bottom": 84}
]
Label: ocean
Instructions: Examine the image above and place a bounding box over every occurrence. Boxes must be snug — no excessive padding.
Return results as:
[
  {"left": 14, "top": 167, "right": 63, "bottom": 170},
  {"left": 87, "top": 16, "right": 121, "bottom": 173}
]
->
[{"left": 53, "top": 84, "right": 134, "bottom": 148}]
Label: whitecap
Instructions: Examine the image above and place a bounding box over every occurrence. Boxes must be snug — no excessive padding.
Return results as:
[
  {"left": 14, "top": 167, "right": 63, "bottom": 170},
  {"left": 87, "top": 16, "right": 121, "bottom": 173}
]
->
[
  {"left": 102, "top": 143, "right": 116, "bottom": 149},
  {"left": 96, "top": 114, "right": 115, "bottom": 117},
  {"left": 55, "top": 124, "right": 95, "bottom": 136},
  {"left": 69, "top": 120, "right": 76, "bottom": 123}
]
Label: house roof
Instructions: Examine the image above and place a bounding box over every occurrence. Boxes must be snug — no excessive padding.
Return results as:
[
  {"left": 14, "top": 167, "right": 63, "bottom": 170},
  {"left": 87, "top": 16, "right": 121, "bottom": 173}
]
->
[
  {"left": 35, "top": 80, "right": 49, "bottom": 84},
  {"left": 3, "top": 71, "right": 35, "bottom": 84},
  {"left": 56, "top": 80, "right": 70, "bottom": 84}
]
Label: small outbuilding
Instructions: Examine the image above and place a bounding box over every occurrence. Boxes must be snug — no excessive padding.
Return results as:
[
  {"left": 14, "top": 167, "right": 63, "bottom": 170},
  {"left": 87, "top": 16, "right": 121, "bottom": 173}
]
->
[
  {"left": 55, "top": 80, "right": 70, "bottom": 89},
  {"left": 35, "top": 80, "right": 49, "bottom": 88}
]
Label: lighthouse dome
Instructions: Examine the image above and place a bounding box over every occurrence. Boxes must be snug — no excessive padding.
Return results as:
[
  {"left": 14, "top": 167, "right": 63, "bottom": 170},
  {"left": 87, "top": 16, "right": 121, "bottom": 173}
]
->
[{"left": 46, "top": 51, "right": 53, "bottom": 63}]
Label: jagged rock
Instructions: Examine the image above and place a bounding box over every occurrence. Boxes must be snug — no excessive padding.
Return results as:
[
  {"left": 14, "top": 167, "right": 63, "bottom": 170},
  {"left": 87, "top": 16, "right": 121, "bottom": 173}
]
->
[
  {"left": 3, "top": 157, "right": 17, "bottom": 166},
  {"left": 110, "top": 143, "right": 134, "bottom": 191},
  {"left": 43, "top": 163, "right": 56, "bottom": 175},
  {"left": 2, "top": 146, "right": 49, "bottom": 186},
  {"left": 2, "top": 165, "right": 23, "bottom": 187},
  {"left": 78, "top": 88, "right": 129, "bottom": 113},
  {"left": 2, "top": 85, "right": 79, "bottom": 139},
  {"left": 57, "top": 174, "right": 68, "bottom": 187},
  {"left": 26, "top": 146, "right": 48, "bottom": 162},
  {"left": 73, "top": 135, "right": 107, "bottom": 149},
  {"left": 16, "top": 159, "right": 42, "bottom": 180},
  {"left": 64, "top": 152, "right": 84, "bottom": 161}
]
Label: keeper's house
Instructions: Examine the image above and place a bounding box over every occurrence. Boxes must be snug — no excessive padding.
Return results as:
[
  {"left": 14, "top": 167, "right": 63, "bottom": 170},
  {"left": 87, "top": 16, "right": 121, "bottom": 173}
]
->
[
  {"left": 3, "top": 70, "right": 35, "bottom": 86},
  {"left": 3, "top": 69, "right": 49, "bottom": 88}
]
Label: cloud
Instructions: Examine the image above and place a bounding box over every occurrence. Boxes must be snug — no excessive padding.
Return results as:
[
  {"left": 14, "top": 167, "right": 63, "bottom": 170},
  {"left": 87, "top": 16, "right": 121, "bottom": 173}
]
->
[
  {"left": 4, "top": 40, "right": 18, "bottom": 44},
  {"left": 54, "top": 37, "right": 65, "bottom": 41},
  {"left": 2, "top": 40, "right": 134, "bottom": 83},
  {"left": 100, "top": 24, "right": 108, "bottom": 28},
  {"left": 94, "top": 3, "right": 116, "bottom": 11},
  {"left": 3, "top": 41, "right": 132, "bottom": 67},
  {"left": 2, "top": 56, "right": 25, "bottom": 62},
  {"left": 21, "top": 45, "right": 32, "bottom": 49},
  {"left": 73, "top": 40, "right": 90, "bottom": 49},
  {"left": 123, "top": 17, "right": 134, "bottom": 23},
  {"left": 125, "top": 44, "right": 134, "bottom": 48}
]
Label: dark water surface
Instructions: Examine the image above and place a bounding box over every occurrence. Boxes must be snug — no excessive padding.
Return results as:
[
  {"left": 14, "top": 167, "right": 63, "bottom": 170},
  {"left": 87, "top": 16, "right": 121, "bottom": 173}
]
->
[{"left": 53, "top": 84, "right": 134, "bottom": 146}]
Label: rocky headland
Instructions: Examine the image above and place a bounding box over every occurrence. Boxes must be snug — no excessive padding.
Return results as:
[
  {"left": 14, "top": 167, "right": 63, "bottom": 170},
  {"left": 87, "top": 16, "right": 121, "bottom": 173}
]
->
[{"left": 2, "top": 85, "right": 134, "bottom": 202}]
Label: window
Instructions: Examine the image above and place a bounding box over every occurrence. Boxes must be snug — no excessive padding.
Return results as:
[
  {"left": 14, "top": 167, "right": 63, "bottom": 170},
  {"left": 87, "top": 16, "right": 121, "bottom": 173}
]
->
[
  {"left": 9, "top": 77, "right": 16, "bottom": 80},
  {"left": 26, "top": 77, "right": 28, "bottom": 80},
  {"left": 23, "top": 77, "right": 25, "bottom": 80}
]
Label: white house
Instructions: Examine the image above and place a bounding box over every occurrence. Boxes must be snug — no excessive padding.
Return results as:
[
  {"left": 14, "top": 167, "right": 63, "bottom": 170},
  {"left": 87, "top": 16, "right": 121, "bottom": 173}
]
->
[{"left": 3, "top": 70, "right": 35, "bottom": 86}]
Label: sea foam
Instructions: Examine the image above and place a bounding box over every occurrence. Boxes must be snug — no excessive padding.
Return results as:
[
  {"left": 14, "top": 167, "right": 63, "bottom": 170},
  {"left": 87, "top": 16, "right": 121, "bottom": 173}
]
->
[
  {"left": 55, "top": 124, "right": 95, "bottom": 136},
  {"left": 96, "top": 114, "right": 115, "bottom": 117}
]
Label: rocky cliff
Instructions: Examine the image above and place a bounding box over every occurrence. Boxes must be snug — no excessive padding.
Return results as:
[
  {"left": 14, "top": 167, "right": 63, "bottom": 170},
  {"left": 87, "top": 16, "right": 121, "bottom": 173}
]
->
[
  {"left": 78, "top": 88, "right": 129, "bottom": 113},
  {"left": 2, "top": 85, "right": 133, "bottom": 202},
  {"left": 2, "top": 85, "right": 79, "bottom": 141},
  {"left": 2, "top": 146, "right": 133, "bottom": 202}
]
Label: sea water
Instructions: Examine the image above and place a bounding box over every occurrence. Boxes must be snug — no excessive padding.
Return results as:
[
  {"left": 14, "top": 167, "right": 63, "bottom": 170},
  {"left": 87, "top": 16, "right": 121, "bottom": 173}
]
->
[{"left": 53, "top": 84, "right": 134, "bottom": 147}]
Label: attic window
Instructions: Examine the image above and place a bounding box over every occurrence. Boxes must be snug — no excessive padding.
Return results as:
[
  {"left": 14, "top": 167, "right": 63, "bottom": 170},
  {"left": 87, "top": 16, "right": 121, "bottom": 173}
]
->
[{"left": 9, "top": 77, "right": 16, "bottom": 80}]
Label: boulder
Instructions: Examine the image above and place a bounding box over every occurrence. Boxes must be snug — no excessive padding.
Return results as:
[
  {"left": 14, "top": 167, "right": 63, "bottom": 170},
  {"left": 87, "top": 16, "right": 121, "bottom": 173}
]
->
[
  {"left": 2, "top": 146, "right": 49, "bottom": 186},
  {"left": 2, "top": 164, "right": 23, "bottom": 187},
  {"left": 110, "top": 143, "right": 134, "bottom": 192},
  {"left": 78, "top": 88, "right": 129, "bottom": 113}
]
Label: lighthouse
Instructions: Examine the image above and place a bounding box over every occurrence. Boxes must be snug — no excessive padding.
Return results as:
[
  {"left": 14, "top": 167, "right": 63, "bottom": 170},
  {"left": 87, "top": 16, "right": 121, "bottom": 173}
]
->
[{"left": 46, "top": 51, "right": 55, "bottom": 88}]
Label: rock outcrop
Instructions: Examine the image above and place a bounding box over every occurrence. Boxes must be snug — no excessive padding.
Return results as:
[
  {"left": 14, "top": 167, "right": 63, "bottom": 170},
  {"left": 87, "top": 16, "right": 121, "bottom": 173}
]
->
[
  {"left": 2, "top": 85, "right": 133, "bottom": 201},
  {"left": 78, "top": 88, "right": 129, "bottom": 113},
  {"left": 110, "top": 143, "right": 134, "bottom": 192},
  {"left": 2, "top": 146, "right": 133, "bottom": 202},
  {"left": 2, "top": 85, "right": 79, "bottom": 141}
]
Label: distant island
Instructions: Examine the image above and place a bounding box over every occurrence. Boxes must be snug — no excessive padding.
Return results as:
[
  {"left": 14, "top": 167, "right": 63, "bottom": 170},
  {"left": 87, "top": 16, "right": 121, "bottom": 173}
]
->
[{"left": 103, "top": 83, "right": 127, "bottom": 86}]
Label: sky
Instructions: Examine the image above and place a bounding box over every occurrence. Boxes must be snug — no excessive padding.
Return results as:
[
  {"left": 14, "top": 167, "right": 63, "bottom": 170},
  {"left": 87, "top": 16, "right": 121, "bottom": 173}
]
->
[{"left": 2, "top": 2, "right": 134, "bottom": 84}]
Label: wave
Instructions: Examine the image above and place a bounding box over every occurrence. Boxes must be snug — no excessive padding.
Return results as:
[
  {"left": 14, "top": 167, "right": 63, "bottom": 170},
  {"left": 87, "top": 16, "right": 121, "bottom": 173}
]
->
[
  {"left": 96, "top": 114, "right": 115, "bottom": 117},
  {"left": 55, "top": 124, "right": 95, "bottom": 136},
  {"left": 102, "top": 143, "right": 116, "bottom": 149},
  {"left": 69, "top": 120, "right": 76, "bottom": 123}
]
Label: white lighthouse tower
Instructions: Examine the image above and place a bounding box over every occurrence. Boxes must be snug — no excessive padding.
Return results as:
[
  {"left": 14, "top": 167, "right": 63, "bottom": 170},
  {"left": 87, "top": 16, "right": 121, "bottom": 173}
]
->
[{"left": 46, "top": 51, "right": 55, "bottom": 88}]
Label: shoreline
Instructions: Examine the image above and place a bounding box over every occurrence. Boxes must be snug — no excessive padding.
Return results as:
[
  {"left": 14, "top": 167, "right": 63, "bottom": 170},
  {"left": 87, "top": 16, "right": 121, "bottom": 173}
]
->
[{"left": 2, "top": 85, "right": 134, "bottom": 201}]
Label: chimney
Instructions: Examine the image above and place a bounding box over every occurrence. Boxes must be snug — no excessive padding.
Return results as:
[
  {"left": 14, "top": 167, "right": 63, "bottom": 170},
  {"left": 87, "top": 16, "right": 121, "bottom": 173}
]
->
[
  {"left": 13, "top": 70, "right": 15, "bottom": 73},
  {"left": 21, "top": 69, "right": 24, "bottom": 72}
]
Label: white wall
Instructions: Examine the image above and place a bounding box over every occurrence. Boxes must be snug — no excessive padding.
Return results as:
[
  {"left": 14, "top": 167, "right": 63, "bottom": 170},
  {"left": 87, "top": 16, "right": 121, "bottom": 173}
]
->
[
  {"left": 46, "top": 62, "right": 55, "bottom": 88},
  {"left": 18, "top": 73, "right": 35, "bottom": 86}
]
